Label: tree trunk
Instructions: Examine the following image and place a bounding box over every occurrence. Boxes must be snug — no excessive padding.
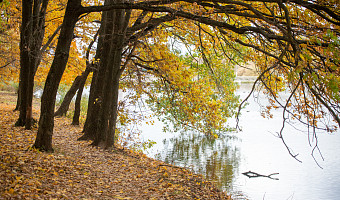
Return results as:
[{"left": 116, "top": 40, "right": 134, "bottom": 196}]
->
[
  {"left": 54, "top": 73, "right": 85, "bottom": 117},
  {"left": 25, "top": 65, "right": 34, "bottom": 130},
  {"left": 26, "top": 0, "right": 48, "bottom": 130},
  {"left": 89, "top": 10, "right": 115, "bottom": 146},
  {"left": 33, "top": 0, "right": 81, "bottom": 152},
  {"left": 14, "top": 81, "right": 21, "bottom": 111},
  {"left": 15, "top": 0, "right": 32, "bottom": 127},
  {"left": 73, "top": 31, "right": 101, "bottom": 138},
  {"left": 71, "top": 28, "right": 100, "bottom": 126},
  {"left": 79, "top": 4, "right": 111, "bottom": 141},
  {"left": 79, "top": 50, "right": 103, "bottom": 140},
  {"left": 105, "top": 68, "right": 121, "bottom": 148},
  {"left": 55, "top": 26, "right": 100, "bottom": 118},
  {"left": 72, "top": 69, "right": 90, "bottom": 125},
  {"left": 91, "top": 2, "right": 131, "bottom": 149},
  {"left": 79, "top": 68, "right": 98, "bottom": 140},
  {"left": 16, "top": 0, "right": 49, "bottom": 129}
]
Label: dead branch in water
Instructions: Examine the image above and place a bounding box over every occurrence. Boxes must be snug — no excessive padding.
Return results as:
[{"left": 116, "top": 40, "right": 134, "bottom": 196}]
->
[{"left": 242, "top": 171, "right": 279, "bottom": 180}]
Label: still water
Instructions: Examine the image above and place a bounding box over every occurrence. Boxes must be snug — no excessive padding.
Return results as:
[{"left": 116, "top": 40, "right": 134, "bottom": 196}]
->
[{"left": 140, "top": 83, "right": 340, "bottom": 200}]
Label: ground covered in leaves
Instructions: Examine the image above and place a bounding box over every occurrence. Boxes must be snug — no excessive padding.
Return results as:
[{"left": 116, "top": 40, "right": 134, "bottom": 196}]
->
[{"left": 0, "top": 91, "right": 231, "bottom": 199}]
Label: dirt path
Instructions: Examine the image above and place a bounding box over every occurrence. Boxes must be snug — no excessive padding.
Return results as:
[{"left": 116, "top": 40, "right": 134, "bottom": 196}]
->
[{"left": 0, "top": 92, "right": 231, "bottom": 199}]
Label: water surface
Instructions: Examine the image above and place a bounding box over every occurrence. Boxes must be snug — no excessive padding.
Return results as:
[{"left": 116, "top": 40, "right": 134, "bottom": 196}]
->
[{"left": 141, "top": 83, "right": 340, "bottom": 199}]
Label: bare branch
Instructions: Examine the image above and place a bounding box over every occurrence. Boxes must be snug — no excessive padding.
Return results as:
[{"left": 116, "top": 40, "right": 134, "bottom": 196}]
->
[{"left": 0, "top": 59, "right": 16, "bottom": 69}]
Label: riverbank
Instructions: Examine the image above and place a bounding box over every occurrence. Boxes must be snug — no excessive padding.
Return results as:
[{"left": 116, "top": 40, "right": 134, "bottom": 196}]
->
[{"left": 0, "top": 91, "right": 231, "bottom": 199}]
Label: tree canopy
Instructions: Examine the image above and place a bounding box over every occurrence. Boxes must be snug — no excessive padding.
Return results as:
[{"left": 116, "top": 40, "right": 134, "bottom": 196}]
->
[{"left": 1, "top": 0, "right": 339, "bottom": 158}]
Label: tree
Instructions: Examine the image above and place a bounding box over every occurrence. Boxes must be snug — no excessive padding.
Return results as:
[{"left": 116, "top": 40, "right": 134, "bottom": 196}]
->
[
  {"left": 79, "top": 3, "right": 177, "bottom": 146},
  {"left": 86, "top": 0, "right": 132, "bottom": 148},
  {"left": 14, "top": 0, "right": 87, "bottom": 129},
  {"left": 16, "top": 0, "right": 51, "bottom": 129},
  {"left": 138, "top": 22, "right": 240, "bottom": 134},
  {"left": 33, "top": 0, "right": 82, "bottom": 151},
  {"left": 54, "top": 69, "right": 90, "bottom": 117},
  {"left": 15, "top": 0, "right": 66, "bottom": 129},
  {"left": 54, "top": 28, "right": 100, "bottom": 118},
  {"left": 0, "top": 0, "right": 20, "bottom": 88},
  {"left": 32, "top": 0, "right": 339, "bottom": 156}
]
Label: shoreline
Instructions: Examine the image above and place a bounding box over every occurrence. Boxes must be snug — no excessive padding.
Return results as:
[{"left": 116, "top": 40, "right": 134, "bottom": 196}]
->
[{"left": 0, "top": 91, "right": 232, "bottom": 199}]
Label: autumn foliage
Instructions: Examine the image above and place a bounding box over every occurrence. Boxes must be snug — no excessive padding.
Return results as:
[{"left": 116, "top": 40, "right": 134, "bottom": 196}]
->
[
  {"left": 0, "top": 0, "right": 339, "bottom": 195},
  {"left": 0, "top": 92, "right": 231, "bottom": 199}
]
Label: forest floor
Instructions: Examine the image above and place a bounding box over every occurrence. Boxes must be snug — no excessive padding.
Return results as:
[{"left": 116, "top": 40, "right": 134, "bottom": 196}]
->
[{"left": 0, "top": 91, "right": 231, "bottom": 200}]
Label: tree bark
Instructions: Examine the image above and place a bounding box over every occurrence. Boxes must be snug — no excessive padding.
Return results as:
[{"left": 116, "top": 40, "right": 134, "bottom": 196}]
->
[
  {"left": 72, "top": 69, "right": 90, "bottom": 125},
  {"left": 55, "top": 27, "right": 100, "bottom": 119},
  {"left": 75, "top": 29, "right": 102, "bottom": 139},
  {"left": 26, "top": 0, "right": 49, "bottom": 130},
  {"left": 91, "top": 1, "right": 131, "bottom": 149},
  {"left": 14, "top": 85, "right": 20, "bottom": 111},
  {"left": 54, "top": 73, "right": 85, "bottom": 117},
  {"left": 16, "top": 0, "right": 49, "bottom": 129},
  {"left": 79, "top": 3, "right": 111, "bottom": 141},
  {"left": 79, "top": 0, "right": 131, "bottom": 149},
  {"left": 33, "top": 0, "right": 81, "bottom": 152},
  {"left": 89, "top": 7, "right": 115, "bottom": 146},
  {"left": 79, "top": 68, "right": 98, "bottom": 140},
  {"left": 15, "top": 0, "right": 32, "bottom": 127}
]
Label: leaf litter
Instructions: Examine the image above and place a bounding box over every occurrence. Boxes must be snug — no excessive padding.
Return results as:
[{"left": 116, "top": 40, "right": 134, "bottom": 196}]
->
[{"left": 0, "top": 92, "right": 232, "bottom": 199}]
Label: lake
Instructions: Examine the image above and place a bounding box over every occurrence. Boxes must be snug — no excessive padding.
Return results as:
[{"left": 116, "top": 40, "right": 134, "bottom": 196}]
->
[{"left": 140, "top": 82, "right": 340, "bottom": 200}]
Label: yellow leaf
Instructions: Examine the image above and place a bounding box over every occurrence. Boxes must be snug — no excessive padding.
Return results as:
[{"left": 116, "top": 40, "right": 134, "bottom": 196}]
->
[
  {"left": 8, "top": 188, "right": 14, "bottom": 194},
  {"left": 113, "top": 195, "right": 132, "bottom": 199}
]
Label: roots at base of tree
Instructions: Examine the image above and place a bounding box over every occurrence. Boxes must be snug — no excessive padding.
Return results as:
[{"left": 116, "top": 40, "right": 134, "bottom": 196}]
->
[
  {"left": 15, "top": 118, "right": 25, "bottom": 126},
  {"left": 26, "top": 118, "right": 38, "bottom": 128},
  {"left": 71, "top": 121, "right": 80, "bottom": 126},
  {"left": 77, "top": 133, "right": 94, "bottom": 141},
  {"left": 54, "top": 113, "right": 66, "bottom": 118},
  {"left": 78, "top": 133, "right": 114, "bottom": 150},
  {"left": 90, "top": 140, "right": 101, "bottom": 147},
  {"left": 90, "top": 140, "right": 114, "bottom": 150},
  {"left": 31, "top": 144, "right": 54, "bottom": 153},
  {"left": 15, "top": 118, "right": 37, "bottom": 128}
]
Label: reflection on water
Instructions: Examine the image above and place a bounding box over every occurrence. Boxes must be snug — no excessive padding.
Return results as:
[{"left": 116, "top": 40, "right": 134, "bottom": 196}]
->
[
  {"left": 142, "top": 82, "right": 340, "bottom": 200},
  {"left": 154, "top": 132, "right": 241, "bottom": 193}
]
